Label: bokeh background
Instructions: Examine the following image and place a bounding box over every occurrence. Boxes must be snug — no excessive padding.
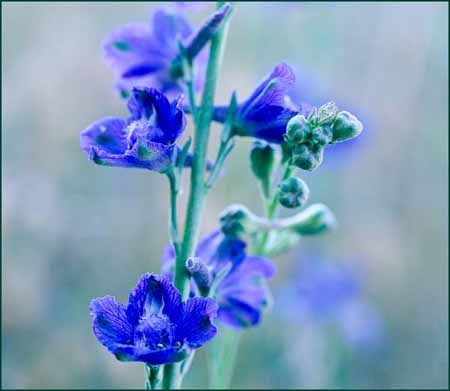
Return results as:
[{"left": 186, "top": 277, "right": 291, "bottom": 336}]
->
[{"left": 2, "top": 1, "right": 448, "bottom": 389}]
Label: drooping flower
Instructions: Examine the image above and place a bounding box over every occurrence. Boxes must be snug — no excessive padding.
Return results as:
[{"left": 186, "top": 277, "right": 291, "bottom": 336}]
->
[
  {"left": 103, "top": 8, "right": 201, "bottom": 99},
  {"left": 212, "top": 62, "right": 302, "bottom": 144},
  {"left": 90, "top": 273, "right": 217, "bottom": 366},
  {"left": 103, "top": 5, "right": 231, "bottom": 99},
  {"left": 80, "top": 87, "right": 186, "bottom": 173},
  {"left": 162, "top": 231, "right": 276, "bottom": 328}
]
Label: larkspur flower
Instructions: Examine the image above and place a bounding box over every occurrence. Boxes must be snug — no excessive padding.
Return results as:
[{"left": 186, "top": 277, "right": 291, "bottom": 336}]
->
[
  {"left": 103, "top": 8, "right": 204, "bottom": 99},
  {"left": 80, "top": 87, "right": 185, "bottom": 173},
  {"left": 90, "top": 273, "right": 217, "bottom": 365},
  {"left": 213, "top": 62, "right": 303, "bottom": 144},
  {"left": 162, "top": 231, "right": 276, "bottom": 328}
]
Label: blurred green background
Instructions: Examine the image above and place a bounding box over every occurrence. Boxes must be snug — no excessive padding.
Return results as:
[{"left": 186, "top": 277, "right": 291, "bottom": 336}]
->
[{"left": 2, "top": 1, "right": 448, "bottom": 389}]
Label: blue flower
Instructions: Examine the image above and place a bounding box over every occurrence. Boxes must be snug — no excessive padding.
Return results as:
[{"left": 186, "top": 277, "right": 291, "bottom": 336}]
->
[
  {"left": 103, "top": 8, "right": 205, "bottom": 99},
  {"left": 90, "top": 273, "right": 218, "bottom": 366},
  {"left": 80, "top": 87, "right": 186, "bottom": 173},
  {"left": 162, "top": 231, "right": 276, "bottom": 328},
  {"left": 213, "top": 63, "right": 301, "bottom": 144}
]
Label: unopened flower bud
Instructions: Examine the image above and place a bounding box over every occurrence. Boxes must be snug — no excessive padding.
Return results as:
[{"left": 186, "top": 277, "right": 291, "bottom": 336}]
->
[
  {"left": 285, "top": 114, "right": 310, "bottom": 145},
  {"left": 288, "top": 203, "right": 336, "bottom": 235},
  {"left": 331, "top": 111, "right": 363, "bottom": 143},
  {"left": 311, "top": 125, "right": 333, "bottom": 146},
  {"left": 291, "top": 143, "right": 324, "bottom": 171},
  {"left": 250, "top": 140, "right": 277, "bottom": 197},
  {"left": 219, "top": 204, "right": 258, "bottom": 237},
  {"left": 278, "top": 176, "right": 310, "bottom": 209},
  {"left": 317, "top": 101, "right": 338, "bottom": 125},
  {"left": 185, "top": 257, "right": 211, "bottom": 295}
]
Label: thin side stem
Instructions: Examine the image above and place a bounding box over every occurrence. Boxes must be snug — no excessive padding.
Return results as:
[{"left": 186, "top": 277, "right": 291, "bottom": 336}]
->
[
  {"left": 256, "top": 164, "right": 294, "bottom": 255},
  {"left": 167, "top": 169, "right": 180, "bottom": 256}
]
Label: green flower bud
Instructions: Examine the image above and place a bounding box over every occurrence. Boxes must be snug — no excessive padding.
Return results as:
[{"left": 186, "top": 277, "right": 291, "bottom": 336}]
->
[
  {"left": 219, "top": 204, "right": 259, "bottom": 237},
  {"left": 285, "top": 115, "right": 310, "bottom": 145},
  {"left": 317, "top": 101, "right": 338, "bottom": 125},
  {"left": 250, "top": 140, "right": 276, "bottom": 197},
  {"left": 278, "top": 176, "right": 310, "bottom": 209},
  {"left": 311, "top": 125, "right": 333, "bottom": 146},
  {"left": 291, "top": 143, "right": 324, "bottom": 171},
  {"left": 331, "top": 111, "right": 363, "bottom": 143},
  {"left": 288, "top": 203, "right": 336, "bottom": 235}
]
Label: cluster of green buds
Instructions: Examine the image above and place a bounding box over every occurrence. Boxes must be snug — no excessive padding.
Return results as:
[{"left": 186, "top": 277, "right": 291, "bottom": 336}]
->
[{"left": 284, "top": 102, "right": 363, "bottom": 171}]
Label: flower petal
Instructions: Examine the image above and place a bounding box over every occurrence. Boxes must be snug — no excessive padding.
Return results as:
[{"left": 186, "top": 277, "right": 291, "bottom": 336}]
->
[
  {"left": 103, "top": 23, "right": 167, "bottom": 75},
  {"left": 90, "top": 296, "right": 133, "bottom": 352},
  {"left": 217, "top": 298, "right": 262, "bottom": 328},
  {"left": 80, "top": 117, "right": 128, "bottom": 156},
  {"left": 113, "top": 344, "right": 188, "bottom": 365},
  {"left": 182, "top": 297, "right": 218, "bottom": 348},
  {"left": 152, "top": 9, "right": 192, "bottom": 52},
  {"left": 126, "top": 274, "right": 183, "bottom": 326},
  {"left": 127, "top": 87, "right": 186, "bottom": 144},
  {"left": 241, "top": 62, "right": 295, "bottom": 115}
]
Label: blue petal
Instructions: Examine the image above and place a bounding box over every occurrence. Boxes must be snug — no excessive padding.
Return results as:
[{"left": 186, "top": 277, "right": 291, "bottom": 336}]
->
[
  {"left": 216, "top": 256, "right": 275, "bottom": 328},
  {"left": 195, "top": 230, "right": 222, "bottom": 261},
  {"left": 217, "top": 297, "right": 261, "bottom": 328},
  {"left": 113, "top": 344, "right": 188, "bottom": 365},
  {"left": 80, "top": 117, "right": 128, "bottom": 156},
  {"left": 90, "top": 296, "right": 133, "bottom": 352},
  {"left": 103, "top": 23, "right": 167, "bottom": 76},
  {"left": 182, "top": 297, "right": 218, "bottom": 348},
  {"left": 126, "top": 274, "right": 183, "bottom": 326},
  {"left": 127, "top": 87, "right": 186, "bottom": 144},
  {"left": 240, "top": 62, "right": 295, "bottom": 116},
  {"left": 152, "top": 9, "right": 192, "bottom": 53},
  {"left": 122, "top": 62, "right": 165, "bottom": 78}
]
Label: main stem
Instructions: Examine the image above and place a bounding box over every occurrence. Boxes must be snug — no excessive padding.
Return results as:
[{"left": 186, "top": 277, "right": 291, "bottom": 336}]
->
[
  {"left": 173, "top": 1, "right": 231, "bottom": 300},
  {"left": 163, "top": 3, "right": 231, "bottom": 389}
]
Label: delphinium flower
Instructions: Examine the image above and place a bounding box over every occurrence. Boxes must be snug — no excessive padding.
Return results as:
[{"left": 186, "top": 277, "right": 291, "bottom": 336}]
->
[
  {"left": 162, "top": 230, "right": 276, "bottom": 328},
  {"left": 90, "top": 273, "right": 217, "bottom": 365},
  {"left": 212, "top": 62, "right": 301, "bottom": 144},
  {"left": 80, "top": 87, "right": 185, "bottom": 173},
  {"left": 103, "top": 5, "right": 230, "bottom": 99}
]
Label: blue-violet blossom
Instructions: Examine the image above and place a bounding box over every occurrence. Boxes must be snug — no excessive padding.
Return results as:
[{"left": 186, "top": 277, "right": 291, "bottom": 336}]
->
[
  {"left": 213, "top": 62, "right": 302, "bottom": 144},
  {"left": 103, "top": 8, "right": 205, "bottom": 99},
  {"left": 80, "top": 87, "right": 185, "bottom": 173},
  {"left": 90, "top": 273, "right": 217, "bottom": 365},
  {"left": 163, "top": 230, "right": 276, "bottom": 328}
]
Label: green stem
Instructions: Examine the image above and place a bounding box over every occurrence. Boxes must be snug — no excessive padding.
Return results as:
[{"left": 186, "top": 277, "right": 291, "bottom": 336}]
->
[
  {"left": 256, "top": 164, "right": 294, "bottom": 255},
  {"left": 167, "top": 169, "right": 180, "bottom": 256},
  {"left": 207, "top": 327, "right": 242, "bottom": 389},
  {"left": 164, "top": 3, "right": 232, "bottom": 389},
  {"left": 205, "top": 135, "right": 234, "bottom": 189},
  {"left": 186, "top": 66, "right": 199, "bottom": 126},
  {"left": 146, "top": 365, "right": 162, "bottom": 390},
  {"left": 174, "top": 1, "right": 232, "bottom": 300}
]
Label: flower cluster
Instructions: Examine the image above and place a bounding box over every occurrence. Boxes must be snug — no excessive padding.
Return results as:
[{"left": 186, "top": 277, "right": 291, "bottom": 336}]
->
[{"left": 82, "top": 3, "right": 367, "bottom": 388}]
